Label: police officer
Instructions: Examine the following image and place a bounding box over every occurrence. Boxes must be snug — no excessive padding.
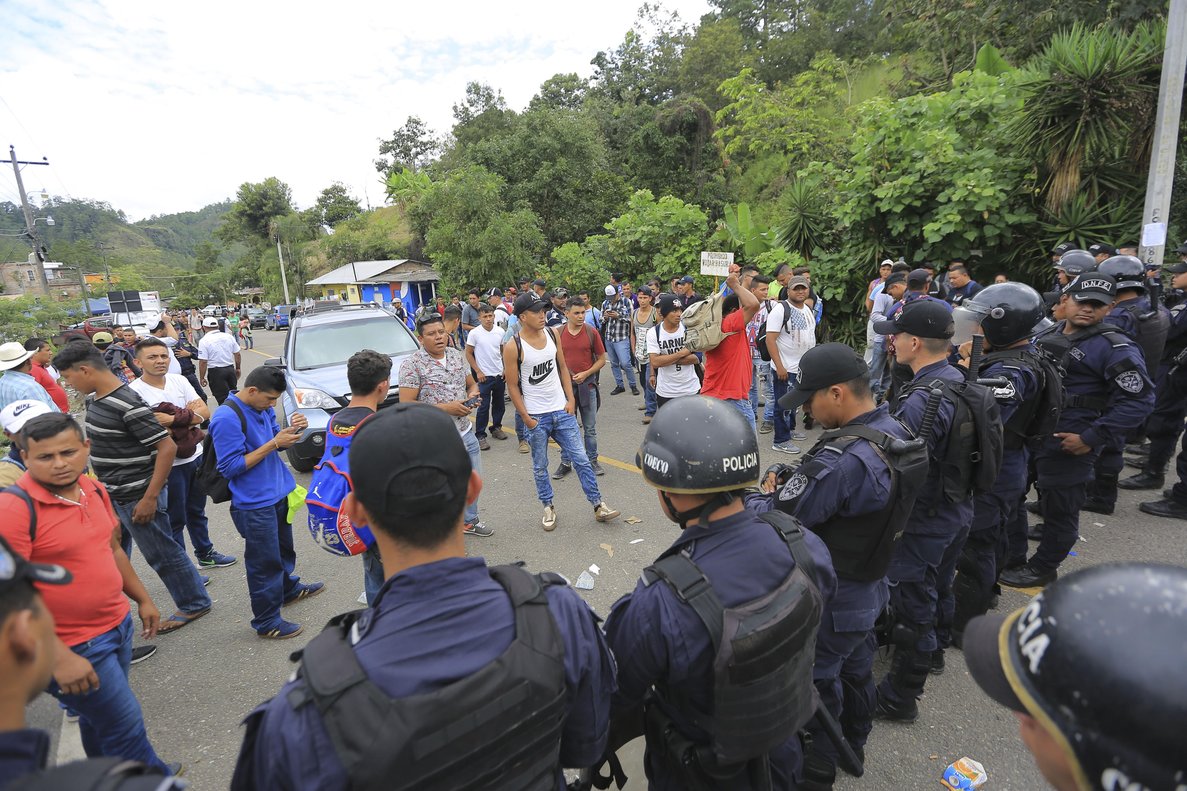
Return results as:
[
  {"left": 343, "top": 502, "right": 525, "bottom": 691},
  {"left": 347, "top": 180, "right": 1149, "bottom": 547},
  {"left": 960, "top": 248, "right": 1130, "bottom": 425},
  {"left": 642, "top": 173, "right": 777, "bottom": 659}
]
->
[
  {"left": 948, "top": 284, "right": 1049, "bottom": 644},
  {"left": 1002, "top": 275, "right": 1153, "bottom": 589},
  {"left": 1120, "top": 257, "right": 1187, "bottom": 494},
  {"left": 747, "top": 343, "right": 927, "bottom": 790},
  {"left": 602, "top": 395, "right": 835, "bottom": 791},
  {"left": 870, "top": 300, "right": 976, "bottom": 721},
  {"left": 964, "top": 562, "right": 1187, "bottom": 791},
  {"left": 232, "top": 402, "right": 616, "bottom": 791}
]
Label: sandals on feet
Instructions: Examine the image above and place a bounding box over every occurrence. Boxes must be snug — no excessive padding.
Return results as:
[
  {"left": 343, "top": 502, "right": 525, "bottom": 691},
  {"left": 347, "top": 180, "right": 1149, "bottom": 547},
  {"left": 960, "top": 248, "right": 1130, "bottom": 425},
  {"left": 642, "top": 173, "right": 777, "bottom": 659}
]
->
[{"left": 157, "top": 607, "right": 211, "bottom": 635}]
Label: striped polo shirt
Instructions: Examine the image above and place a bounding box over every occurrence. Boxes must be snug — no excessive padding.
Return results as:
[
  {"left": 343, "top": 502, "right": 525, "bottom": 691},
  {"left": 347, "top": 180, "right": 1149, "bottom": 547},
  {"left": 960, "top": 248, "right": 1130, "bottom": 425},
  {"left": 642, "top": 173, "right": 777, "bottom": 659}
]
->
[{"left": 85, "top": 385, "right": 169, "bottom": 502}]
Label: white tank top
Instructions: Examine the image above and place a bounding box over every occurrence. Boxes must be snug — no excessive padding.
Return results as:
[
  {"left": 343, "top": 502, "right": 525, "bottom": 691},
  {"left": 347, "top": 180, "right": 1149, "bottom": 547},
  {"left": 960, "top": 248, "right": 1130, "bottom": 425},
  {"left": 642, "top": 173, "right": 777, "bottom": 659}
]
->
[{"left": 519, "top": 329, "right": 567, "bottom": 414}]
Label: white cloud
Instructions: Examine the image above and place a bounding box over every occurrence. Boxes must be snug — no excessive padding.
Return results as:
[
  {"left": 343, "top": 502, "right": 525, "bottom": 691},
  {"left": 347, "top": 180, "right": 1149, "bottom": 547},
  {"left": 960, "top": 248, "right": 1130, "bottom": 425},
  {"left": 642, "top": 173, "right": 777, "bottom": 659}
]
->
[{"left": 0, "top": 0, "right": 710, "bottom": 221}]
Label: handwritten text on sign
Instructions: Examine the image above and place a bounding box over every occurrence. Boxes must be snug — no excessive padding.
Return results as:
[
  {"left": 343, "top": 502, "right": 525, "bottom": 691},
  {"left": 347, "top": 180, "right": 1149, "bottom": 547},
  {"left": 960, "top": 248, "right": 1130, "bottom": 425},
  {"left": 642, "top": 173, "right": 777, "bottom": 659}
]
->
[{"left": 700, "top": 251, "right": 734, "bottom": 277}]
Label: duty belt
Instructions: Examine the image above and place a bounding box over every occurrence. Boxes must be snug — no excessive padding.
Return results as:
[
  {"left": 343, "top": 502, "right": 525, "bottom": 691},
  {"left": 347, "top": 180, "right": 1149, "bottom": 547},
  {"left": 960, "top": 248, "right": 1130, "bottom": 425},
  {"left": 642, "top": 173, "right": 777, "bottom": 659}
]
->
[{"left": 1063, "top": 393, "right": 1107, "bottom": 411}]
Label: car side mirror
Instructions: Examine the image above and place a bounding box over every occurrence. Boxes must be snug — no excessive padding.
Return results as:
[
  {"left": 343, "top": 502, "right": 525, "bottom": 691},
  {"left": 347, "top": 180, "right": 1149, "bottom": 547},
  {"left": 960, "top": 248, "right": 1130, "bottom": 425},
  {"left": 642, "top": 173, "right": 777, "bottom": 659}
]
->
[{"left": 264, "top": 357, "right": 285, "bottom": 368}]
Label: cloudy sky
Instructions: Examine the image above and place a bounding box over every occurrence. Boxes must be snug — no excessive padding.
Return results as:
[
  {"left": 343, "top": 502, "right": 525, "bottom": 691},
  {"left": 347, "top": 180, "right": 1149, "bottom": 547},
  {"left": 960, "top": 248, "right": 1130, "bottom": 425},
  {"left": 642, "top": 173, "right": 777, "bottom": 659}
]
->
[{"left": 0, "top": 0, "right": 709, "bottom": 221}]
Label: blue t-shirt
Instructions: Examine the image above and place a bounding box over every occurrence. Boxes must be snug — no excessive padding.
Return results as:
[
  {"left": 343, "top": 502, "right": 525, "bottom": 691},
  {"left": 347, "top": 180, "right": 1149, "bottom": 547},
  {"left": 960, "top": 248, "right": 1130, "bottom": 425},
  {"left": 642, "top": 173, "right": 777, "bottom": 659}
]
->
[{"left": 209, "top": 394, "right": 296, "bottom": 510}]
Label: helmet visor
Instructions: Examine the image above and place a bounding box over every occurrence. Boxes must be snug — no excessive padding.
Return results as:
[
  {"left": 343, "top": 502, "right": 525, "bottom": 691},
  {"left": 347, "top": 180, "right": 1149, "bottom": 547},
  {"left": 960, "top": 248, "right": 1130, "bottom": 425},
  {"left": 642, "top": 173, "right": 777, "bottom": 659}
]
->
[{"left": 951, "top": 305, "right": 985, "bottom": 346}]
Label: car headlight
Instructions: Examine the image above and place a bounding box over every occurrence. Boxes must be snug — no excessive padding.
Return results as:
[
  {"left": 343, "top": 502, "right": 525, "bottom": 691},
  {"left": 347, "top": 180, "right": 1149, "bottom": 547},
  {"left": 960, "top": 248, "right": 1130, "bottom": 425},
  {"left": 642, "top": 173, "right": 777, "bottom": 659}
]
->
[{"left": 293, "top": 388, "right": 339, "bottom": 410}]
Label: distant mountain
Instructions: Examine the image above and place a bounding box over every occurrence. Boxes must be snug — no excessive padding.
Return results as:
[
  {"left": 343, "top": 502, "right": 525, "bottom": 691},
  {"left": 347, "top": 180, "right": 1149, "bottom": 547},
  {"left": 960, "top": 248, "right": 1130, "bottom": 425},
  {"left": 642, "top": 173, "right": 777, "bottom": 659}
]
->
[{"left": 134, "top": 200, "right": 233, "bottom": 258}]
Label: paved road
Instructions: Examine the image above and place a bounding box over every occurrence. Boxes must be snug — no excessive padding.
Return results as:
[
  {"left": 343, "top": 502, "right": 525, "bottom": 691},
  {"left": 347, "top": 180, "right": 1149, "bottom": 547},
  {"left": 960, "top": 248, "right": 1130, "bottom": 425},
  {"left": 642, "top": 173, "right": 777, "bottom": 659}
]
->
[{"left": 29, "top": 327, "right": 1186, "bottom": 789}]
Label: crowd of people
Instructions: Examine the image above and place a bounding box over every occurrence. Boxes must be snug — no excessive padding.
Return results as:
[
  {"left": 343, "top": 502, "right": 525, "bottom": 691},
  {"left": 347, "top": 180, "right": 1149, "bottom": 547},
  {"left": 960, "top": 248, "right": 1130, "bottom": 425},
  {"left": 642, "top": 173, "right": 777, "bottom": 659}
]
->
[{"left": 0, "top": 242, "right": 1185, "bottom": 791}]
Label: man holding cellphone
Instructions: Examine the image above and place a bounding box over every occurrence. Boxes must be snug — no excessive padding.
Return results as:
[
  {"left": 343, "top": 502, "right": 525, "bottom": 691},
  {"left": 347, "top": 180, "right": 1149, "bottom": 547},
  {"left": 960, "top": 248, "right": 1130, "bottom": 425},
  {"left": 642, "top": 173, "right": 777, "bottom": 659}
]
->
[{"left": 399, "top": 313, "right": 491, "bottom": 537}]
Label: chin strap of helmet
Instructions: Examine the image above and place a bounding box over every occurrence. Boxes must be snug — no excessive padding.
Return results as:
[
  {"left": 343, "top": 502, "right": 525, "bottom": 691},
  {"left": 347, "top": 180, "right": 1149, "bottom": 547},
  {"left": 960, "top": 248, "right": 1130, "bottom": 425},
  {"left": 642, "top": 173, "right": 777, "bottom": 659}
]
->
[{"left": 661, "top": 490, "right": 737, "bottom": 530}]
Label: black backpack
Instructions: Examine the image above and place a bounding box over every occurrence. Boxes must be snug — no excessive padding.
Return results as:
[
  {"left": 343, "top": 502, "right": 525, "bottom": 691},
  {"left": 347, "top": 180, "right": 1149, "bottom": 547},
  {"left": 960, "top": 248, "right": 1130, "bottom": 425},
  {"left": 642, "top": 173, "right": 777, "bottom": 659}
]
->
[
  {"left": 196, "top": 399, "right": 246, "bottom": 504},
  {"left": 756, "top": 301, "right": 791, "bottom": 362},
  {"left": 981, "top": 347, "right": 1064, "bottom": 450},
  {"left": 4, "top": 757, "right": 186, "bottom": 791},
  {"left": 906, "top": 377, "right": 1003, "bottom": 502}
]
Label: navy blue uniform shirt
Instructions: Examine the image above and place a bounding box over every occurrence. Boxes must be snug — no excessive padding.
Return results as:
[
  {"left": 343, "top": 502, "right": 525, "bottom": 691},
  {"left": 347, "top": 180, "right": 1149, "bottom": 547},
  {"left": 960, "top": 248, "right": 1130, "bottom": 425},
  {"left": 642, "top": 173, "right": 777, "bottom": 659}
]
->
[
  {"left": 0, "top": 728, "right": 49, "bottom": 785},
  {"left": 979, "top": 345, "right": 1043, "bottom": 478},
  {"left": 603, "top": 509, "right": 836, "bottom": 791},
  {"left": 234, "top": 556, "right": 616, "bottom": 791}
]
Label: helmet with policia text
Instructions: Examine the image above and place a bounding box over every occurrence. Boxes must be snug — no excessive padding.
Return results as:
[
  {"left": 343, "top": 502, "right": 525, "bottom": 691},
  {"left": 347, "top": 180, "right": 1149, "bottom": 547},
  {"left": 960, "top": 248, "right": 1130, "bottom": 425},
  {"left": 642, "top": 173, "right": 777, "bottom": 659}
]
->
[
  {"left": 637, "top": 395, "right": 759, "bottom": 494},
  {"left": 1097, "top": 254, "right": 1146, "bottom": 291},
  {"left": 952, "top": 282, "right": 1047, "bottom": 347},
  {"left": 1056, "top": 249, "right": 1097, "bottom": 277},
  {"left": 964, "top": 563, "right": 1187, "bottom": 791}
]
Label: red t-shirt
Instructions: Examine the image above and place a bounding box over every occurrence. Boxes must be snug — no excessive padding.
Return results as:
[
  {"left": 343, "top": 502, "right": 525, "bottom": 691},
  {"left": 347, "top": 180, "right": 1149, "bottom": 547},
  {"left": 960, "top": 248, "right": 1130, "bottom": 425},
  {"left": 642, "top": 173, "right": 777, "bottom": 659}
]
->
[
  {"left": 31, "top": 363, "right": 69, "bottom": 412},
  {"left": 700, "top": 309, "right": 753, "bottom": 401},
  {"left": 559, "top": 324, "right": 606, "bottom": 377},
  {"left": 0, "top": 473, "right": 129, "bottom": 647}
]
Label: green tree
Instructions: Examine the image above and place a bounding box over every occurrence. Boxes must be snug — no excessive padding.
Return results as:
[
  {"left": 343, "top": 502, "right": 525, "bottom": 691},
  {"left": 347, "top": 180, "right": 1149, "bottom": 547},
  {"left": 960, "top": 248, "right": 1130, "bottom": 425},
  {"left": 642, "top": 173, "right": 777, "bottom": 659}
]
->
[
  {"left": 543, "top": 238, "right": 614, "bottom": 296},
  {"left": 313, "top": 183, "right": 363, "bottom": 228},
  {"left": 603, "top": 189, "right": 711, "bottom": 288},
  {"left": 375, "top": 115, "right": 440, "bottom": 178},
  {"left": 218, "top": 178, "right": 294, "bottom": 244},
  {"left": 589, "top": 5, "right": 689, "bottom": 106},
  {"left": 713, "top": 202, "right": 775, "bottom": 260},
  {"left": 677, "top": 17, "right": 751, "bottom": 111},
  {"left": 530, "top": 73, "right": 590, "bottom": 111},
  {"left": 0, "top": 296, "right": 74, "bottom": 344}
]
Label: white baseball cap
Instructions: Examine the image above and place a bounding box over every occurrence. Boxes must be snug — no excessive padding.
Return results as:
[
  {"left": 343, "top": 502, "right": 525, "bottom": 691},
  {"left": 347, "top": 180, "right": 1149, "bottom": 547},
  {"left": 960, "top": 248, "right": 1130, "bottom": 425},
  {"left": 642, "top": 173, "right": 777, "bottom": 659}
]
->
[
  {"left": 0, "top": 400, "right": 55, "bottom": 434},
  {"left": 203, "top": 317, "right": 219, "bottom": 328},
  {"left": 604, "top": 285, "right": 616, "bottom": 296}
]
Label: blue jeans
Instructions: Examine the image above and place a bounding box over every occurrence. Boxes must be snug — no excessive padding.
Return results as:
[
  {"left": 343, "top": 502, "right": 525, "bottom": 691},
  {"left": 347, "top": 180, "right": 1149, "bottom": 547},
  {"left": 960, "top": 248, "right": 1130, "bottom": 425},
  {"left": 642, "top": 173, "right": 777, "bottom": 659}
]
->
[
  {"left": 516, "top": 412, "right": 528, "bottom": 442},
  {"left": 528, "top": 410, "right": 602, "bottom": 506},
  {"left": 771, "top": 372, "right": 799, "bottom": 443},
  {"left": 115, "top": 492, "right": 211, "bottom": 615},
  {"left": 166, "top": 457, "right": 214, "bottom": 560},
  {"left": 639, "top": 361, "right": 657, "bottom": 417},
  {"left": 763, "top": 365, "right": 775, "bottom": 422},
  {"left": 868, "top": 342, "right": 888, "bottom": 396},
  {"left": 461, "top": 429, "right": 481, "bottom": 525},
  {"left": 363, "top": 543, "right": 384, "bottom": 607},
  {"left": 49, "top": 614, "right": 168, "bottom": 771},
  {"left": 474, "top": 375, "right": 506, "bottom": 438},
  {"left": 725, "top": 398, "right": 757, "bottom": 431},
  {"left": 605, "top": 338, "right": 637, "bottom": 389},
  {"left": 561, "top": 385, "right": 599, "bottom": 464},
  {"left": 749, "top": 359, "right": 761, "bottom": 415},
  {"left": 230, "top": 498, "right": 302, "bottom": 632}
]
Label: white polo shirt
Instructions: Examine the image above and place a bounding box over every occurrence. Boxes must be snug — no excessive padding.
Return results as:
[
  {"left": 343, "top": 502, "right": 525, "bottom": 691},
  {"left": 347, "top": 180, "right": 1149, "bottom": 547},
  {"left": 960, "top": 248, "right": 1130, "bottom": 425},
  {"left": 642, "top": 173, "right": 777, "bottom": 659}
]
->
[{"left": 197, "top": 330, "right": 241, "bottom": 368}]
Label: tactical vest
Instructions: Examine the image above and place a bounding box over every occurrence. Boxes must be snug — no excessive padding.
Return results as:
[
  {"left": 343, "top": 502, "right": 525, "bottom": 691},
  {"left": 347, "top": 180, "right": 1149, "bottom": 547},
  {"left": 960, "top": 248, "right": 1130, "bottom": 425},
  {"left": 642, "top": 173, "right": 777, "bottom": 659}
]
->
[
  {"left": 793, "top": 425, "right": 929, "bottom": 580},
  {"left": 641, "top": 513, "right": 824, "bottom": 774},
  {"left": 1036, "top": 323, "right": 1137, "bottom": 412},
  {"left": 1117, "top": 300, "right": 1170, "bottom": 369},
  {"left": 286, "top": 565, "right": 569, "bottom": 791},
  {"left": 979, "top": 348, "right": 1063, "bottom": 450}
]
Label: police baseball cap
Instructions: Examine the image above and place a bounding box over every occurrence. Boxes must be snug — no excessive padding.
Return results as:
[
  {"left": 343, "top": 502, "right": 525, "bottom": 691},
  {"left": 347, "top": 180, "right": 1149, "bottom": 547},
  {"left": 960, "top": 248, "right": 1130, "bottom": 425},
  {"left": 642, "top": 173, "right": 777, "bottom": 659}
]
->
[
  {"left": 872, "top": 299, "right": 954, "bottom": 339},
  {"left": 1175, "top": 241, "right": 1187, "bottom": 255},
  {"left": 1163, "top": 259, "right": 1187, "bottom": 274},
  {"left": 349, "top": 403, "right": 471, "bottom": 520},
  {"left": 0, "top": 533, "right": 72, "bottom": 594},
  {"left": 964, "top": 563, "right": 1187, "bottom": 791},
  {"left": 906, "top": 268, "right": 930, "bottom": 286},
  {"left": 0, "top": 400, "right": 55, "bottom": 434},
  {"left": 1088, "top": 242, "right": 1116, "bottom": 257},
  {"left": 1064, "top": 273, "right": 1116, "bottom": 304},
  {"left": 1050, "top": 241, "right": 1073, "bottom": 256},
  {"left": 513, "top": 292, "right": 548, "bottom": 316},
  {"left": 777, "top": 343, "right": 869, "bottom": 411},
  {"left": 657, "top": 294, "right": 684, "bottom": 317}
]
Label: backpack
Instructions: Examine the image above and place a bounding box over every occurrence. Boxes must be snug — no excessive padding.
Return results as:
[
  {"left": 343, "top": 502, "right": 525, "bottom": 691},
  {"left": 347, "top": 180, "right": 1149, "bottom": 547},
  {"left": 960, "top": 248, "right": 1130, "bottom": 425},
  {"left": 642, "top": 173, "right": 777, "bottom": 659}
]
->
[
  {"left": 4, "top": 757, "right": 183, "bottom": 791},
  {"left": 906, "top": 377, "right": 1003, "bottom": 501},
  {"left": 306, "top": 417, "right": 376, "bottom": 557},
  {"left": 756, "top": 301, "right": 791, "bottom": 362},
  {"left": 981, "top": 347, "right": 1064, "bottom": 450},
  {"left": 2, "top": 482, "right": 36, "bottom": 540},
  {"left": 681, "top": 290, "right": 736, "bottom": 353},
  {"left": 196, "top": 399, "right": 246, "bottom": 504}
]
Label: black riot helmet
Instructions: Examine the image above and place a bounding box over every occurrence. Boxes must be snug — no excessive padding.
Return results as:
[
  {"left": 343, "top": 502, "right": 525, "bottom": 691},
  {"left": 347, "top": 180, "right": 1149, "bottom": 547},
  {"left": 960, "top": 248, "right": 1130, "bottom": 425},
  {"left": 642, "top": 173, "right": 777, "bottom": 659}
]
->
[
  {"left": 952, "top": 282, "right": 1048, "bottom": 347},
  {"left": 1098, "top": 254, "right": 1146, "bottom": 292},
  {"left": 637, "top": 395, "right": 760, "bottom": 495},
  {"left": 964, "top": 563, "right": 1187, "bottom": 791},
  {"left": 1056, "top": 249, "right": 1097, "bottom": 277}
]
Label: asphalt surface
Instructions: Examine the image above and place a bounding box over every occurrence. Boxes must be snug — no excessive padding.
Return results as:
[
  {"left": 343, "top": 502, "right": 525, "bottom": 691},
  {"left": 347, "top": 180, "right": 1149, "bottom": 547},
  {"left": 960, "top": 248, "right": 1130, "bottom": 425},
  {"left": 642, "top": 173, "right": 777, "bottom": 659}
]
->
[{"left": 28, "top": 327, "right": 1186, "bottom": 789}]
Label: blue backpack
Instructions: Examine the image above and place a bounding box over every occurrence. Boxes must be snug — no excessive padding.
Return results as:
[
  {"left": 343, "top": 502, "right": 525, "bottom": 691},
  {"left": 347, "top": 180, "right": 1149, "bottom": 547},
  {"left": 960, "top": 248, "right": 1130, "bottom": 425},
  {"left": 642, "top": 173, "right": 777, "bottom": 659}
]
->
[{"left": 305, "top": 419, "right": 376, "bottom": 557}]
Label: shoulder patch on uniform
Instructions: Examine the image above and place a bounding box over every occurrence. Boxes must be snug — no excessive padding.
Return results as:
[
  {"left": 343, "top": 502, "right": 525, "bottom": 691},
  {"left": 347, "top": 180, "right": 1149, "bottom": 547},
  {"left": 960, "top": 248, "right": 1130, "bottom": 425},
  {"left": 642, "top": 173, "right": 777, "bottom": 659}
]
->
[
  {"left": 778, "top": 472, "right": 809, "bottom": 501},
  {"left": 1115, "top": 371, "right": 1145, "bottom": 393},
  {"left": 1069, "top": 347, "right": 1086, "bottom": 361},
  {"left": 992, "top": 380, "right": 1017, "bottom": 401}
]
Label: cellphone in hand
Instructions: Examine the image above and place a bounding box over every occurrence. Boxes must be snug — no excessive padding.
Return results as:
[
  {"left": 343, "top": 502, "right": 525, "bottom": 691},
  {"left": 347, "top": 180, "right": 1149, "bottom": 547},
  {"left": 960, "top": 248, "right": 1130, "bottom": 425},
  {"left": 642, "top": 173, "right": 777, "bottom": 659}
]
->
[{"left": 463, "top": 396, "right": 481, "bottom": 408}]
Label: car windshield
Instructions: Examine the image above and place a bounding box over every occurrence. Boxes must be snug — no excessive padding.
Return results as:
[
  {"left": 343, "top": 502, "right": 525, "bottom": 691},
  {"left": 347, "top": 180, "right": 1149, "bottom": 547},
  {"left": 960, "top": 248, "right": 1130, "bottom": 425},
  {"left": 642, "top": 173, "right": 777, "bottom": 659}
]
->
[{"left": 292, "top": 316, "right": 418, "bottom": 370}]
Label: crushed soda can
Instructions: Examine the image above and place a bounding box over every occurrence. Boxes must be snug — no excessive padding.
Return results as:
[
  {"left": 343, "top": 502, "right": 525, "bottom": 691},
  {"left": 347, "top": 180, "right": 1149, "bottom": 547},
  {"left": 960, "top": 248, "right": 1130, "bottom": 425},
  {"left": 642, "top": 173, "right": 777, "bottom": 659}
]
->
[{"left": 941, "top": 757, "right": 987, "bottom": 790}]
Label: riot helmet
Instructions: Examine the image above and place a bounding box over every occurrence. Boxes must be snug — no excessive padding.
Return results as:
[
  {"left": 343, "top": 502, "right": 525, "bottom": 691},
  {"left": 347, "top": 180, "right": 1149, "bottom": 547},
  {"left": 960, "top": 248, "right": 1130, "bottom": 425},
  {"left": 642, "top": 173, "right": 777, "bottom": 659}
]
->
[
  {"left": 952, "top": 282, "right": 1047, "bottom": 347},
  {"left": 637, "top": 395, "right": 759, "bottom": 494},
  {"left": 1055, "top": 249, "right": 1097, "bottom": 277},
  {"left": 1097, "top": 254, "right": 1146, "bottom": 292}
]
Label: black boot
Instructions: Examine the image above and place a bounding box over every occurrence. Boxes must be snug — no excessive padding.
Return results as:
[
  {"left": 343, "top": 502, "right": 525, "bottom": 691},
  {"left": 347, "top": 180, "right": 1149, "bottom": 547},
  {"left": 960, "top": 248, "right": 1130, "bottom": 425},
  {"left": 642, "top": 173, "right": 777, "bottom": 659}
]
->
[
  {"left": 1025, "top": 500, "right": 1042, "bottom": 515},
  {"left": 1000, "top": 563, "right": 1057, "bottom": 588},
  {"left": 1139, "top": 498, "right": 1187, "bottom": 520},
  {"left": 1027, "top": 522, "right": 1044, "bottom": 541},
  {"left": 1118, "top": 470, "right": 1165, "bottom": 490},
  {"left": 929, "top": 648, "right": 945, "bottom": 674},
  {"left": 1081, "top": 499, "right": 1115, "bottom": 515}
]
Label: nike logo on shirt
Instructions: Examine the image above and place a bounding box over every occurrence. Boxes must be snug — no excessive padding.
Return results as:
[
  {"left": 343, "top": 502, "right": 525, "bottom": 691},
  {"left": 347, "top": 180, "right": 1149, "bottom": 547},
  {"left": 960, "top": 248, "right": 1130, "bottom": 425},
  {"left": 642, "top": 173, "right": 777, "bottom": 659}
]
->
[{"left": 527, "top": 360, "right": 555, "bottom": 386}]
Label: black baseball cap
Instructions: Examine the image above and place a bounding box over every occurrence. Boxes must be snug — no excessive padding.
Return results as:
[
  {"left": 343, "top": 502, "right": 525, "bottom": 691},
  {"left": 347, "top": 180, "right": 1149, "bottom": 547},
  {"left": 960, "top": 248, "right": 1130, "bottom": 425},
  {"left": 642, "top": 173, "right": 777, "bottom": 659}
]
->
[
  {"left": 657, "top": 294, "right": 684, "bottom": 317},
  {"left": 678, "top": 275, "right": 695, "bottom": 284},
  {"left": 882, "top": 272, "right": 907, "bottom": 288},
  {"left": 1050, "top": 241, "right": 1073, "bottom": 257},
  {"left": 777, "top": 343, "right": 869, "bottom": 410},
  {"left": 872, "top": 299, "right": 954, "bottom": 339},
  {"left": 484, "top": 287, "right": 503, "bottom": 298},
  {"left": 349, "top": 403, "right": 471, "bottom": 519},
  {"left": 1064, "top": 273, "right": 1117, "bottom": 304},
  {"left": 532, "top": 278, "right": 547, "bottom": 288},
  {"left": 0, "top": 533, "right": 72, "bottom": 593},
  {"left": 1088, "top": 242, "right": 1117, "bottom": 257},
  {"left": 513, "top": 292, "right": 548, "bottom": 316},
  {"left": 906, "top": 268, "right": 930, "bottom": 286},
  {"left": 1163, "top": 260, "right": 1187, "bottom": 274}
]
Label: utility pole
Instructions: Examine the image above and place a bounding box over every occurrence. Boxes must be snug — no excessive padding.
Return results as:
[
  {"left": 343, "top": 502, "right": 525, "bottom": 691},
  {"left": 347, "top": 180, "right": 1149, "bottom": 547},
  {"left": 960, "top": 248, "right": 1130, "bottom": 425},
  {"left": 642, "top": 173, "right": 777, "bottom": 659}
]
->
[
  {"left": 96, "top": 242, "right": 114, "bottom": 290},
  {"left": 2, "top": 145, "right": 51, "bottom": 296},
  {"left": 275, "top": 235, "right": 291, "bottom": 304},
  {"left": 1139, "top": 0, "right": 1187, "bottom": 270}
]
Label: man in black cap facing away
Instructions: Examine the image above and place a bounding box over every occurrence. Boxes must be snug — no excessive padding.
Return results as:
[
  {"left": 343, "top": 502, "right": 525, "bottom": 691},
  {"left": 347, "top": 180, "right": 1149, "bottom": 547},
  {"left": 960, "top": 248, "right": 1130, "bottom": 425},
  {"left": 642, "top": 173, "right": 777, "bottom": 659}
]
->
[
  {"left": 1007, "top": 274, "right": 1152, "bottom": 588},
  {"left": 233, "top": 402, "right": 617, "bottom": 790},
  {"left": 964, "top": 562, "right": 1187, "bottom": 791},
  {"left": 870, "top": 300, "right": 982, "bottom": 722}
]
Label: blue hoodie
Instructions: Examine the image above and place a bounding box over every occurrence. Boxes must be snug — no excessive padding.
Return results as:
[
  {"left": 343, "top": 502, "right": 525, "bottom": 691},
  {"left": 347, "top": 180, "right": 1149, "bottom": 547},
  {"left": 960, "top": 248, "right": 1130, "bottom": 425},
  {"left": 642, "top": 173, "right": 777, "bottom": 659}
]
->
[{"left": 209, "top": 393, "right": 295, "bottom": 510}]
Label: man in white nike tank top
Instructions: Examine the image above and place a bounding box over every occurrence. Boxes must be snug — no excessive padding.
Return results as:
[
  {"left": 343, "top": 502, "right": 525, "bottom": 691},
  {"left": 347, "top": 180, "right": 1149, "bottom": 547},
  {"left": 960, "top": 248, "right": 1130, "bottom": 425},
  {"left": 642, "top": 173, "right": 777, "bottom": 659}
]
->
[{"left": 504, "top": 293, "right": 621, "bottom": 532}]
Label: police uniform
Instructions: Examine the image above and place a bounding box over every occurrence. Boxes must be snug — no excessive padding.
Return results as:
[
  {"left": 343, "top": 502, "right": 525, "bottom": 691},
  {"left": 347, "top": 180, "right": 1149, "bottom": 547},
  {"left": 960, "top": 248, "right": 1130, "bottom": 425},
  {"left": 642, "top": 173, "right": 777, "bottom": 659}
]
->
[
  {"left": 604, "top": 511, "right": 836, "bottom": 791},
  {"left": 1013, "top": 277, "right": 1153, "bottom": 585},
  {"left": 748, "top": 400, "right": 918, "bottom": 780}
]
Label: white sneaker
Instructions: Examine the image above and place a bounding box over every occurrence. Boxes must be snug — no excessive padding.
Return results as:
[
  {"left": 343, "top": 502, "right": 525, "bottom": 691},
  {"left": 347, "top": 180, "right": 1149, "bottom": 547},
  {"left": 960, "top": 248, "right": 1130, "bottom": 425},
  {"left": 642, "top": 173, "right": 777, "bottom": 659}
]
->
[
  {"left": 594, "top": 502, "right": 621, "bottom": 522},
  {"left": 542, "top": 505, "right": 557, "bottom": 531}
]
